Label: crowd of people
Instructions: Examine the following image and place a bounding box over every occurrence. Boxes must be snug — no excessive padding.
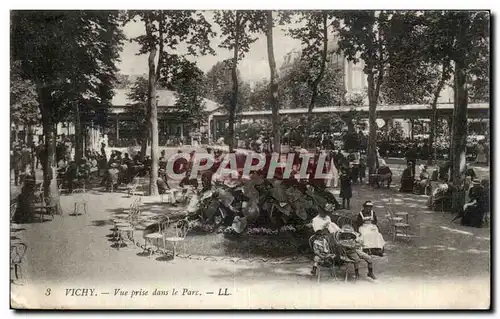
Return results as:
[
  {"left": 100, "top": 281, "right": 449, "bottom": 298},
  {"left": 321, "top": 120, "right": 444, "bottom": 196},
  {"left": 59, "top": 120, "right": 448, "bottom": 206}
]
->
[{"left": 12, "top": 132, "right": 490, "bottom": 229}]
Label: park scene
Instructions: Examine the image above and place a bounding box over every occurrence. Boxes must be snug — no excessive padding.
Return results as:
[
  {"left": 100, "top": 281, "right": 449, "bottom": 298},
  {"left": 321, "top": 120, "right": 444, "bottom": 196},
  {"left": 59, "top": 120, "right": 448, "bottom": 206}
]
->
[{"left": 10, "top": 10, "right": 490, "bottom": 309}]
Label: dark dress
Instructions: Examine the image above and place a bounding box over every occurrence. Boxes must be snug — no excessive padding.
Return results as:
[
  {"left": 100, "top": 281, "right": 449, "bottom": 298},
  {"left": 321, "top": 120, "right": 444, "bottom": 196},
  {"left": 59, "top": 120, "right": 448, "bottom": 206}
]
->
[
  {"left": 13, "top": 177, "right": 37, "bottom": 223},
  {"left": 400, "top": 167, "right": 414, "bottom": 193},
  {"left": 461, "top": 185, "right": 486, "bottom": 228},
  {"left": 339, "top": 174, "right": 352, "bottom": 199}
]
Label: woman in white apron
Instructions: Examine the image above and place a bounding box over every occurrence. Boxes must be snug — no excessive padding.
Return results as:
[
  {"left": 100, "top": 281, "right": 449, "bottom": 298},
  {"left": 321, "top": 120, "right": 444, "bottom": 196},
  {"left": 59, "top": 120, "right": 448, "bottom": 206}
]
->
[{"left": 356, "top": 201, "right": 385, "bottom": 256}]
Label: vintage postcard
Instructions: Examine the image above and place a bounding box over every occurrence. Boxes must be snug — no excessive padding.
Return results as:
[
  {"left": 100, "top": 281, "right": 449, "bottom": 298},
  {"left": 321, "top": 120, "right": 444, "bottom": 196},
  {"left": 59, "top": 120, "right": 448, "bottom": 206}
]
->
[{"left": 10, "top": 9, "right": 490, "bottom": 309}]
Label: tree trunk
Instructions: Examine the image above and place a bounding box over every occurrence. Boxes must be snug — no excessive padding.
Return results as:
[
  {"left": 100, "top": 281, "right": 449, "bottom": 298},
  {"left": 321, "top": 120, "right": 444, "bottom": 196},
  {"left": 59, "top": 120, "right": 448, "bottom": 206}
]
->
[
  {"left": 228, "top": 13, "right": 241, "bottom": 152},
  {"left": 427, "top": 63, "right": 449, "bottom": 165},
  {"left": 265, "top": 11, "right": 281, "bottom": 154},
  {"left": 448, "top": 78, "right": 457, "bottom": 176},
  {"left": 74, "top": 102, "right": 84, "bottom": 163},
  {"left": 13, "top": 124, "right": 18, "bottom": 144},
  {"left": 40, "top": 98, "right": 61, "bottom": 215},
  {"left": 139, "top": 132, "right": 148, "bottom": 161},
  {"left": 27, "top": 124, "right": 35, "bottom": 174},
  {"left": 146, "top": 17, "right": 159, "bottom": 196},
  {"left": 366, "top": 72, "right": 378, "bottom": 174},
  {"left": 451, "top": 59, "right": 468, "bottom": 212},
  {"left": 304, "top": 13, "right": 328, "bottom": 149}
]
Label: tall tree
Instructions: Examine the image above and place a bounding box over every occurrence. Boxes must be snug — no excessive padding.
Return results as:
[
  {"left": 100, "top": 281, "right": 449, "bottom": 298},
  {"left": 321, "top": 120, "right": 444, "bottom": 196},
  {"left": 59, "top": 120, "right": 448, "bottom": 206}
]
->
[
  {"left": 335, "top": 11, "right": 393, "bottom": 174},
  {"left": 264, "top": 11, "right": 281, "bottom": 153},
  {"left": 126, "top": 77, "right": 149, "bottom": 160},
  {"left": 11, "top": 11, "right": 124, "bottom": 204},
  {"left": 382, "top": 12, "right": 454, "bottom": 165},
  {"left": 165, "top": 56, "right": 210, "bottom": 127},
  {"left": 448, "top": 12, "right": 489, "bottom": 211},
  {"left": 287, "top": 11, "right": 338, "bottom": 148},
  {"left": 125, "top": 10, "right": 214, "bottom": 195},
  {"left": 213, "top": 10, "right": 265, "bottom": 151},
  {"left": 204, "top": 60, "right": 251, "bottom": 112}
]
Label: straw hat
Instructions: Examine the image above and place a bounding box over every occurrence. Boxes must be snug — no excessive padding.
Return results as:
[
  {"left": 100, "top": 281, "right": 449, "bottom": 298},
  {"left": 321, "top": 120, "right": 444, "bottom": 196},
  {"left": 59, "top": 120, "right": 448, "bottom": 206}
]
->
[{"left": 363, "top": 201, "right": 374, "bottom": 207}]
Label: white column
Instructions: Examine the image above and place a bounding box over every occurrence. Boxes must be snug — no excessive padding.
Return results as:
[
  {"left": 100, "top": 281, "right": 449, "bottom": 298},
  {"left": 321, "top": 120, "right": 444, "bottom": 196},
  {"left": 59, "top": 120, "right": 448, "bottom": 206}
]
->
[{"left": 180, "top": 123, "right": 184, "bottom": 139}]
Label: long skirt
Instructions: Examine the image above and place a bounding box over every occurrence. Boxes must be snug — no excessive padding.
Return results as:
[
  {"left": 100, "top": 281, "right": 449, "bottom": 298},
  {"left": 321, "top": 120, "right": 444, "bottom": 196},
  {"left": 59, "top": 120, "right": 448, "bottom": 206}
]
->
[
  {"left": 461, "top": 203, "right": 485, "bottom": 228},
  {"left": 358, "top": 224, "right": 385, "bottom": 250},
  {"left": 400, "top": 177, "right": 414, "bottom": 192}
]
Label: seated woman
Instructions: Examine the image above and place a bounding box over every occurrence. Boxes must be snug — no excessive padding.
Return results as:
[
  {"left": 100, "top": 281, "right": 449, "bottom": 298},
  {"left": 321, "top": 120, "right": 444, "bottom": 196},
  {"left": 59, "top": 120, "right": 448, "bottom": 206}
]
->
[
  {"left": 374, "top": 161, "right": 392, "bottom": 188},
  {"left": 428, "top": 182, "right": 454, "bottom": 212},
  {"left": 414, "top": 165, "right": 431, "bottom": 195},
  {"left": 438, "top": 160, "right": 451, "bottom": 181},
  {"left": 481, "top": 179, "right": 490, "bottom": 225},
  {"left": 105, "top": 163, "right": 121, "bottom": 191},
  {"left": 461, "top": 180, "right": 486, "bottom": 228},
  {"left": 13, "top": 175, "right": 37, "bottom": 223},
  {"left": 355, "top": 201, "right": 385, "bottom": 256},
  {"left": 156, "top": 176, "right": 170, "bottom": 195},
  {"left": 179, "top": 170, "right": 199, "bottom": 189},
  {"left": 399, "top": 162, "right": 414, "bottom": 193}
]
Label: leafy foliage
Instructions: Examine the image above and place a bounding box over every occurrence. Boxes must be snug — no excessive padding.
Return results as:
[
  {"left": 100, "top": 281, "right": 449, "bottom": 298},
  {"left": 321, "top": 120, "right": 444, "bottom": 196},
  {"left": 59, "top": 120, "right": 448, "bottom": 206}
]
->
[
  {"left": 10, "top": 61, "right": 40, "bottom": 126},
  {"left": 125, "top": 76, "right": 149, "bottom": 139},
  {"left": 213, "top": 10, "right": 267, "bottom": 150},
  {"left": 12, "top": 10, "right": 125, "bottom": 124},
  {"left": 11, "top": 10, "right": 124, "bottom": 202},
  {"left": 285, "top": 11, "right": 341, "bottom": 147},
  {"left": 187, "top": 173, "right": 340, "bottom": 233},
  {"left": 248, "top": 57, "right": 345, "bottom": 110},
  {"left": 161, "top": 55, "right": 210, "bottom": 126},
  {"left": 203, "top": 60, "right": 251, "bottom": 112}
]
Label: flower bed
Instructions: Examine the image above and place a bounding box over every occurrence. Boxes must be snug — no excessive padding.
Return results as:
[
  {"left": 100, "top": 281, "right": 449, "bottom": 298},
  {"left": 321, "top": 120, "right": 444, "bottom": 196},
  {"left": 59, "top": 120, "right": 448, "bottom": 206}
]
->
[{"left": 172, "top": 222, "right": 312, "bottom": 258}]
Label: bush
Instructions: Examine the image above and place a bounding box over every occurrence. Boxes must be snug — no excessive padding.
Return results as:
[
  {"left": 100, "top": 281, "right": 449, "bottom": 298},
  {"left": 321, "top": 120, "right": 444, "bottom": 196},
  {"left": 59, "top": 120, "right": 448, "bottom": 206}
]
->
[{"left": 185, "top": 173, "right": 341, "bottom": 235}]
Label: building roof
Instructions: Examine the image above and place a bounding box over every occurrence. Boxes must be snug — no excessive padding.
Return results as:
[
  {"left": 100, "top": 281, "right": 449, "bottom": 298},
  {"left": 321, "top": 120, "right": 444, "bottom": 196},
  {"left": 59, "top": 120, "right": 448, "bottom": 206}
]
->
[
  {"left": 111, "top": 89, "right": 222, "bottom": 114},
  {"left": 211, "top": 103, "right": 489, "bottom": 118}
]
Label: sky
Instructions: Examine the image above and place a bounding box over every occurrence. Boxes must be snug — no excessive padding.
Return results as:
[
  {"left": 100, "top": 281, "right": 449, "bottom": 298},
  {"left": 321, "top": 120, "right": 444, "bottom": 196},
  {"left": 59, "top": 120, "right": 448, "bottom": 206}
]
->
[{"left": 117, "top": 11, "right": 303, "bottom": 83}]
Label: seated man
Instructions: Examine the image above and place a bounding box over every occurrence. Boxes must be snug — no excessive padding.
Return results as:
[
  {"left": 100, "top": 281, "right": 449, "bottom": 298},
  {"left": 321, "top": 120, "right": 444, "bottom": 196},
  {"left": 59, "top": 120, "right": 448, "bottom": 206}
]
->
[{"left": 337, "top": 225, "right": 377, "bottom": 280}]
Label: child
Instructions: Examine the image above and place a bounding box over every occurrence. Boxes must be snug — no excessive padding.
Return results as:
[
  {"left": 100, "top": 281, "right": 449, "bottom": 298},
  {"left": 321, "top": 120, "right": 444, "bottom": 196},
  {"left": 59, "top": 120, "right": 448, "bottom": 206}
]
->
[{"left": 339, "top": 166, "right": 352, "bottom": 210}]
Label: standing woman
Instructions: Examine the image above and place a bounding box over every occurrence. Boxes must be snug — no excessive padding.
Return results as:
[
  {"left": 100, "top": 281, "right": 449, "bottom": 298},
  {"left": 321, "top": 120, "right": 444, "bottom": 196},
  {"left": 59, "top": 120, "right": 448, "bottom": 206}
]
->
[
  {"left": 339, "top": 166, "right": 352, "bottom": 210},
  {"left": 327, "top": 150, "right": 339, "bottom": 188}
]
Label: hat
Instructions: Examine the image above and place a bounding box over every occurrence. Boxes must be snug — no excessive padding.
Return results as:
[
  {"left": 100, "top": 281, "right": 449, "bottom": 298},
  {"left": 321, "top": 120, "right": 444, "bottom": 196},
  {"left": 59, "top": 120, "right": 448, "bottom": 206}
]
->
[{"left": 363, "top": 201, "right": 374, "bottom": 207}]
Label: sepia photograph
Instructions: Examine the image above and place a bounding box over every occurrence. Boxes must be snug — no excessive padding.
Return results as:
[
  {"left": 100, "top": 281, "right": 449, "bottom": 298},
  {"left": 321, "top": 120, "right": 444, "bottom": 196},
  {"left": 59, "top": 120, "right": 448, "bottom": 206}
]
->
[{"left": 9, "top": 8, "right": 491, "bottom": 309}]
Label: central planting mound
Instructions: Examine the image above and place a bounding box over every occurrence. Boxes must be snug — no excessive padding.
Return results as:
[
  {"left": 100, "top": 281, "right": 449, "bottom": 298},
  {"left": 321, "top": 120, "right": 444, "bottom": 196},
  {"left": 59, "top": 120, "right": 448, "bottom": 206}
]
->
[{"left": 166, "top": 173, "right": 356, "bottom": 258}]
